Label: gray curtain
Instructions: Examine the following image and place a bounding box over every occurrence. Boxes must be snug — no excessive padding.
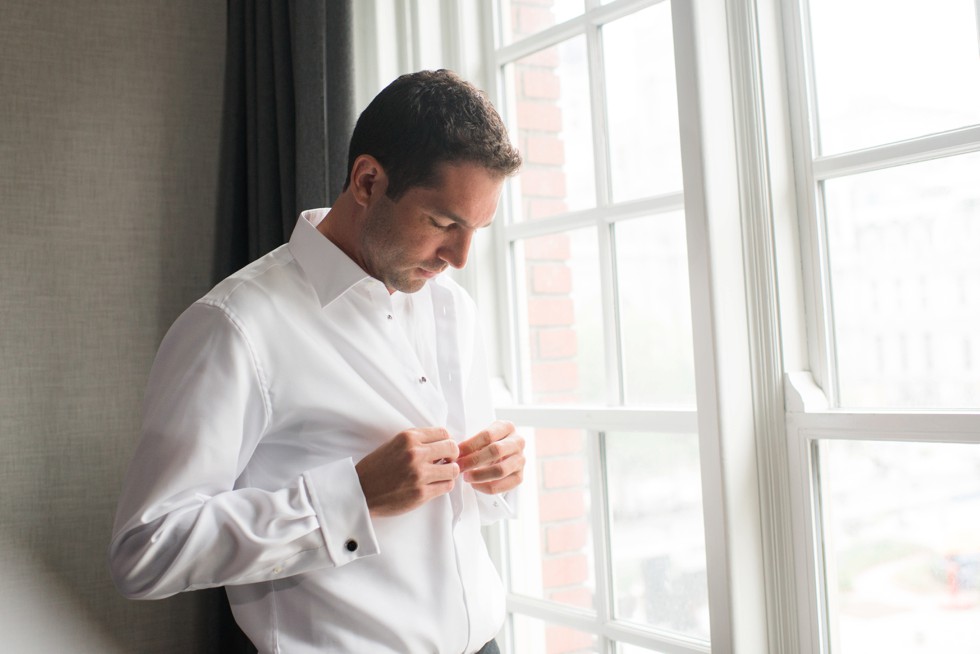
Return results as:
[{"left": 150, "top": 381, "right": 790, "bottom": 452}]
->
[
  {"left": 214, "top": 0, "right": 353, "bottom": 283},
  {"left": 212, "top": 1, "right": 353, "bottom": 650}
]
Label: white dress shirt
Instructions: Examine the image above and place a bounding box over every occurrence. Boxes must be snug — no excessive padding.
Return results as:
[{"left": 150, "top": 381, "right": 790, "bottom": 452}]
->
[{"left": 109, "top": 209, "right": 514, "bottom": 654}]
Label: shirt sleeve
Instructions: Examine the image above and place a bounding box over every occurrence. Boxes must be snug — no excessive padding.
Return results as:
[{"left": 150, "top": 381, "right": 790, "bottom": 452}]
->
[{"left": 108, "top": 303, "right": 379, "bottom": 600}]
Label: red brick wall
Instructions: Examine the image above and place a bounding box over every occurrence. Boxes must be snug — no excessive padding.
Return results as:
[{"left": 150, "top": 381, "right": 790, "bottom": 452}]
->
[{"left": 509, "top": 2, "right": 595, "bottom": 651}]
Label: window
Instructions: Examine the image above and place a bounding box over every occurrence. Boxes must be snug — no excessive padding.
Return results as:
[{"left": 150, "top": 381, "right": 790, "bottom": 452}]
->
[
  {"left": 487, "top": 1, "right": 714, "bottom": 652},
  {"left": 784, "top": 0, "right": 980, "bottom": 652},
  {"left": 353, "top": 0, "right": 980, "bottom": 651}
]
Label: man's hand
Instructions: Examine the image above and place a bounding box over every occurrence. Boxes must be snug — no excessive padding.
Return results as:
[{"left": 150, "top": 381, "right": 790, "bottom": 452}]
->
[
  {"left": 457, "top": 420, "right": 526, "bottom": 495},
  {"left": 355, "top": 428, "right": 460, "bottom": 517}
]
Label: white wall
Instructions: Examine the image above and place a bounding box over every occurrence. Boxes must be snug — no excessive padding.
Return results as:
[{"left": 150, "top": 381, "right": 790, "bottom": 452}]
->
[{"left": 0, "top": 1, "right": 227, "bottom": 650}]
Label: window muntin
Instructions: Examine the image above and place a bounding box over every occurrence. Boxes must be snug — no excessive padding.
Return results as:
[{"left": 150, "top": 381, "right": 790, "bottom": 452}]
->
[{"left": 808, "top": 0, "right": 980, "bottom": 155}]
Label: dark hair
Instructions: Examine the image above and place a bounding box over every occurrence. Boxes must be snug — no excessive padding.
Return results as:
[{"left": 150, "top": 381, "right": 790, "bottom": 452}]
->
[{"left": 344, "top": 69, "right": 522, "bottom": 200}]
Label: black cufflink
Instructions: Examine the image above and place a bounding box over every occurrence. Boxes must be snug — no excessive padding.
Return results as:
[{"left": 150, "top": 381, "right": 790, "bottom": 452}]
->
[{"left": 345, "top": 539, "right": 358, "bottom": 552}]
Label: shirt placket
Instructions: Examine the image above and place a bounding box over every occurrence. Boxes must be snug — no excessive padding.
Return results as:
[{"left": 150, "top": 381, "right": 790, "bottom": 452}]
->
[
  {"left": 367, "top": 283, "right": 448, "bottom": 427},
  {"left": 430, "top": 285, "right": 469, "bottom": 516},
  {"left": 430, "top": 282, "right": 479, "bottom": 654}
]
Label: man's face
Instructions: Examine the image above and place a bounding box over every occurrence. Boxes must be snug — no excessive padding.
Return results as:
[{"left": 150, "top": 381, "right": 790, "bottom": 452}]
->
[{"left": 359, "top": 162, "right": 504, "bottom": 293}]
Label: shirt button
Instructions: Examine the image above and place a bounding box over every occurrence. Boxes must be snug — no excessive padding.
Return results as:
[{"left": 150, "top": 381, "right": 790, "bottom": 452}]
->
[
  {"left": 273, "top": 566, "right": 283, "bottom": 574},
  {"left": 345, "top": 539, "right": 358, "bottom": 552},
  {"left": 419, "top": 376, "right": 427, "bottom": 384}
]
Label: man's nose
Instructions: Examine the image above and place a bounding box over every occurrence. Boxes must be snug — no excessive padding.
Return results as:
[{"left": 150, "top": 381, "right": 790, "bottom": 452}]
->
[{"left": 439, "top": 229, "right": 473, "bottom": 269}]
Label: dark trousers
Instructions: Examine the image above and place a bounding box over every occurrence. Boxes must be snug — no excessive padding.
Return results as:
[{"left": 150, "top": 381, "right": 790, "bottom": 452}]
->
[{"left": 475, "top": 639, "right": 500, "bottom": 654}]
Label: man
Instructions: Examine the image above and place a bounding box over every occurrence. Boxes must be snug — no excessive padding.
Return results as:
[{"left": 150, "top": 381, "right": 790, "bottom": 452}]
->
[{"left": 109, "top": 69, "right": 525, "bottom": 654}]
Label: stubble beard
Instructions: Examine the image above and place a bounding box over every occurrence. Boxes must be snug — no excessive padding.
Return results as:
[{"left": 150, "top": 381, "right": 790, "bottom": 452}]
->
[{"left": 361, "top": 201, "right": 430, "bottom": 294}]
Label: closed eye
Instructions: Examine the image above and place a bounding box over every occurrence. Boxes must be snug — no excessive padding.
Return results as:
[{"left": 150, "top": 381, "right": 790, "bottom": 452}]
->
[{"left": 429, "top": 216, "right": 455, "bottom": 231}]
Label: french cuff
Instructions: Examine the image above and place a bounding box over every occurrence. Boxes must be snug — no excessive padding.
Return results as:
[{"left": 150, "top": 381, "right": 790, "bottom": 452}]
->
[
  {"left": 302, "top": 458, "right": 380, "bottom": 567},
  {"left": 476, "top": 487, "right": 519, "bottom": 525}
]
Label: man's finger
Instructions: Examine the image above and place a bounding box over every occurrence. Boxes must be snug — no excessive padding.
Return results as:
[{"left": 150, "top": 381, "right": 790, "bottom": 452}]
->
[
  {"left": 412, "top": 427, "right": 453, "bottom": 444},
  {"left": 427, "top": 438, "right": 460, "bottom": 464},
  {"left": 458, "top": 435, "right": 522, "bottom": 472},
  {"left": 471, "top": 465, "right": 525, "bottom": 495},
  {"left": 462, "top": 451, "right": 522, "bottom": 484},
  {"left": 425, "top": 460, "right": 460, "bottom": 484},
  {"left": 457, "top": 420, "right": 514, "bottom": 458}
]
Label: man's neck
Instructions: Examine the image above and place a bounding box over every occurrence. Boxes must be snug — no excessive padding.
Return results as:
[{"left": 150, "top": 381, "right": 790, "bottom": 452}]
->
[{"left": 315, "top": 194, "right": 369, "bottom": 276}]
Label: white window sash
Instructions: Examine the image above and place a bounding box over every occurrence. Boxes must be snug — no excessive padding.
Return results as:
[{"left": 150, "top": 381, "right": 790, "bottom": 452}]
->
[{"left": 784, "top": 372, "right": 980, "bottom": 654}]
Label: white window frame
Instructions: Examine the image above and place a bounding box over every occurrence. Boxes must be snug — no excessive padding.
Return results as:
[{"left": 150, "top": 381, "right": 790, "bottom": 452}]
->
[
  {"left": 778, "top": 0, "right": 980, "bottom": 652},
  {"left": 354, "top": 0, "right": 781, "bottom": 651},
  {"left": 355, "top": 0, "right": 795, "bottom": 653},
  {"left": 784, "top": 375, "right": 980, "bottom": 654},
  {"left": 351, "top": 0, "right": 980, "bottom": 651},
  {"left": 479, "top": 0, "right": 770, "bottom": 652}
]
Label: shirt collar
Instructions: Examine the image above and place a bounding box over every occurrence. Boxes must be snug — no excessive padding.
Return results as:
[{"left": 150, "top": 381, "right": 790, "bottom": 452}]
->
[{"left": 288, "top": 208, "right": 376, "bottom": 308}]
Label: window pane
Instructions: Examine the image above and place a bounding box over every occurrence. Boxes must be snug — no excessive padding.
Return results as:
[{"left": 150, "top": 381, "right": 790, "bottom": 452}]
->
[
  {"left": 413, "top": 0, "right": 444, "bottom": 70},
  {"left": 499, "top": 0, "right": 585, "bottom": 45},
  {"left": 505, "top": 36, "right": 596, "bottom": 222},
  {"left": 616, "top": 644, "right": 668, "bottom": 654},
  {"left": 825, "top": 152, "right": 980, "bottom": 409},
  {"left": 507, "top": 427, "right": 596, "bottom": 611},
  {"left": 515, "top": 228, "right": 606, "bottom": 404},
  {"left": 809, "top": 0, "right": 980, "bottom": 154},
  {"left": 511, "top": 613, "right": 600, "bottom": 654},
  {"left": 606, "top": 432, "right": 710, "bottom": 642},
  {"left": 602, "top": 2, "right": 682, "bottom": 202},
  {"left": 614, "top": 214, "right": 696, "bottom": 406},
  {"left": 819, "top": 440, "right": 980, "bottom": 654}
]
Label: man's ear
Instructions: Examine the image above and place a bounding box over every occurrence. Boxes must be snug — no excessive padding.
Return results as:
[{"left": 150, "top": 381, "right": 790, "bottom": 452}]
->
[{"left": 349, "top": 155, "right": 387, "bottom": 207}]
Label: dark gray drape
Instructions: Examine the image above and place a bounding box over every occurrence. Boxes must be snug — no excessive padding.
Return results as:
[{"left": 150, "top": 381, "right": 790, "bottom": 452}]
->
[
  {"left": 214, "top": 0, "right": 354, "bottom": 284},
  {"left": 211, "top": 1, "right": 352, "bottom": 650}
]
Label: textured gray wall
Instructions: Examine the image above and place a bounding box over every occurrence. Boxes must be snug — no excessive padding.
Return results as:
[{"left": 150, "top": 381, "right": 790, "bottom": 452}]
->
[{"left": 1, "top": 1, "right": 227, "bottom": 651}]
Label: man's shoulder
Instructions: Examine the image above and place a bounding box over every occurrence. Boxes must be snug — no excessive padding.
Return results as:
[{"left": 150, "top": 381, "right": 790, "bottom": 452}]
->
[{"left": 200, "top": 244, "right": 302, "bottom": 316}]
